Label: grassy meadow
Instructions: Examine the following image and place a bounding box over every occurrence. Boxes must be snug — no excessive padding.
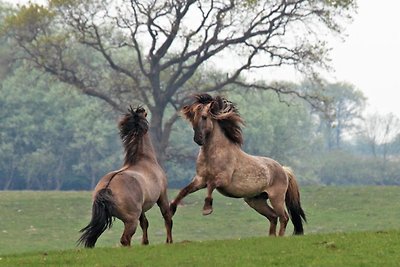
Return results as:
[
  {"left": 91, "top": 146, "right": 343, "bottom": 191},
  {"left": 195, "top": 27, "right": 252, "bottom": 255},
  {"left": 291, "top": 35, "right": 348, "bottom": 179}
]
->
[{"left": 0, "top": 186, "right": 399, "bottom": 266}]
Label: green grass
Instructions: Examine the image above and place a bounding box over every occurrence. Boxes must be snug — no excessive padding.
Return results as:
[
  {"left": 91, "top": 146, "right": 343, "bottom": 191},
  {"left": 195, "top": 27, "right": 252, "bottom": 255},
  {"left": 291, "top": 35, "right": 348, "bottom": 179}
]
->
[
  {"left": 1, "top": 231, "right": 399, "bottom": 266},
  {"left": 0, "top": 186, "right": 400, "bottom": 265}
]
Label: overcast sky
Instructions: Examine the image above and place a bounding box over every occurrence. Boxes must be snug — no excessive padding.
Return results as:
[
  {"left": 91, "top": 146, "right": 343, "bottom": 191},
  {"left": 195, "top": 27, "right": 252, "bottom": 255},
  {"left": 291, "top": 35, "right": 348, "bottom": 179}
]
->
[
  {"left": 328, "top": 0, "right": 400, "bottom": 118},
  {"left": 8, "top": 0, "right": 400, "bottom": 119}
]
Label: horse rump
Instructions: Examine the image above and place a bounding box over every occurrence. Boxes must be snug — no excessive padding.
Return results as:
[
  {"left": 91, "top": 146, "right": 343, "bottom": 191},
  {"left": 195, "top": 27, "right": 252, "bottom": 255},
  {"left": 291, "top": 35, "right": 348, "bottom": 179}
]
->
[
  {"left": 283, "top": 167, "right": 307, "bottom": 235},
  {"left": 77, "top": 188, "right": 116, "bottom": 248}
]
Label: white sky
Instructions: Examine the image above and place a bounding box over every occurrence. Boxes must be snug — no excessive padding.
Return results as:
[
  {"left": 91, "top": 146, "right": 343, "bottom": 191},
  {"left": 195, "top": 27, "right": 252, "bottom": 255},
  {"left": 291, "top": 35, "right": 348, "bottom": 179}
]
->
[
  {"left": 328, "top": 0, "right": 400, "bottom": 118},
  {"left": 8, "top": 0, "right": 400, "bottom": 119}
]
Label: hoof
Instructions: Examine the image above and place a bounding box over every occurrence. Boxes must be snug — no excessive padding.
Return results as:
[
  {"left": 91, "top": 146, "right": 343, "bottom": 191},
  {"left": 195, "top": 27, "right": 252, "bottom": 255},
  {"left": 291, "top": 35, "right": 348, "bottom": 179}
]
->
[
  {"left": 202, "top": 197, "right": 213, "bottom": 216},
  {"left": 202, "top": 208, "right": 213, "bottom": 216}
]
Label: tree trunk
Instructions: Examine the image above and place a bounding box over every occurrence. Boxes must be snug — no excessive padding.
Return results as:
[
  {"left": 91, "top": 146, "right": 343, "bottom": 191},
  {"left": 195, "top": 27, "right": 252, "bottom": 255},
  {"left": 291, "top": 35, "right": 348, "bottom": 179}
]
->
[
  {"left": 149, "top": 106, "right": 167, "bottom": 167},
  {"left": 3, "top": 158, "right": 16, "bottom": 190}
]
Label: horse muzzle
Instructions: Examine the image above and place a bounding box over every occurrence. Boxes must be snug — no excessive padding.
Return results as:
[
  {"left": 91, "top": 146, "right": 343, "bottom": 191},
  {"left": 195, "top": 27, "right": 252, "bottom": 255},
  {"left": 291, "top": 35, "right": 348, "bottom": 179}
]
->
[
  {"left": 194, "top": 135, "right": 204, "bottom": 146},
  {"left": 193, "top": 131, "right": 204, "bottom": 146}
]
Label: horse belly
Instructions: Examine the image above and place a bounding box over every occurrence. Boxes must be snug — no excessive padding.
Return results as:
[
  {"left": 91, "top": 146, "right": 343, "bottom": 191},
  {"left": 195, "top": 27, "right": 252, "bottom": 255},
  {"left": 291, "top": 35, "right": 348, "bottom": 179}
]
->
[
  {"left": 216, "top": 187, "right": 242, "bottom": 198},
  {"left": 142, "top": 201, "right": 157, "bottom": 212},
  {"left": 218, "top": 168, "right": 270, "bottom": 198},
  {"left": 218, "top": 178, "right": 268, "bottom": 198}
]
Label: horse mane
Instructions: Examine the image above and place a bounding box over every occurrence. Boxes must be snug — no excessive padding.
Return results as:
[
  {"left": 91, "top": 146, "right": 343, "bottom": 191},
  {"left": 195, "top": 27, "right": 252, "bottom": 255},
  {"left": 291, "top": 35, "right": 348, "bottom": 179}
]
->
[
  {"left": 181, "top": 93, "right": 213, "bottom": 121},
  {"left": 118, "top": 106, "right": 149, "bottom": 165},
  {"left": 183, "top": 93, "right": 244, "bottom": 146}
]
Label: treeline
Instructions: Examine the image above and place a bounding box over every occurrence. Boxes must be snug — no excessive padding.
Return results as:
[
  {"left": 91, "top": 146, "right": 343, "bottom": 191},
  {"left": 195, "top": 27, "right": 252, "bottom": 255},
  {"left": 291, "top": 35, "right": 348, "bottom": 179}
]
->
[
  {"left": 0, "top": 68, "right": 122, "bottom": 190},
  {"left": 1, "top": 65, "right": 400, "bottom": 190}
]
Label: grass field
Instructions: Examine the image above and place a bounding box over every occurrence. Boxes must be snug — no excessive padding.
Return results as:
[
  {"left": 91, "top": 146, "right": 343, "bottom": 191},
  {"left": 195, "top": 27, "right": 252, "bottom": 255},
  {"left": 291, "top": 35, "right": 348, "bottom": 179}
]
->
[
  {"left": 0, "top": 186, "right": 399, "bottom": 265},
  {"left": 2, "top": 231, "right": 399, "bottom": 266}
]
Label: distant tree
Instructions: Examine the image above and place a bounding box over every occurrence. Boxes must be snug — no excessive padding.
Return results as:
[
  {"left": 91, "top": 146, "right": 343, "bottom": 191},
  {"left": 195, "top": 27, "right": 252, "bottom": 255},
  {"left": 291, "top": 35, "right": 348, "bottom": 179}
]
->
[
  {"left": 231, "top": 90, "right": 315, "bottom": 162},
  {"left": 305, "top": 81, "right": 366, "bottom": 150},
  {"left": 4, "top": 0, "right": 357, "bottom": 164},
  {"left": 388, "top": 134, "right": 400, "bottom": 156},
  {"left": 361, "top": 112, "right": 400, "bottom": 160},
  {"left": 0, "top": 2, "right": 17, "bottom": 80}
]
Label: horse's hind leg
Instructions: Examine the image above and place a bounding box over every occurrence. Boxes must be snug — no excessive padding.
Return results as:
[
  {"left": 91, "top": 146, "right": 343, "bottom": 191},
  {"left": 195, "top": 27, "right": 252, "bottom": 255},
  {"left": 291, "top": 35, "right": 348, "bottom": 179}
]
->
[
  {"left": 158, "top": 193, "right": 173, "bottom": 244},
  {"left": 245, "top": 195, "right": 278, "bottom": 236},
  {"left": 269, "top": 194, "right": 289, "bottom": 236},
  {"left": 120, "top": 219, "right": 138, "bottom": 246},
  {"left": 139, "top": 213, "right": 149, "bottom": 245}
]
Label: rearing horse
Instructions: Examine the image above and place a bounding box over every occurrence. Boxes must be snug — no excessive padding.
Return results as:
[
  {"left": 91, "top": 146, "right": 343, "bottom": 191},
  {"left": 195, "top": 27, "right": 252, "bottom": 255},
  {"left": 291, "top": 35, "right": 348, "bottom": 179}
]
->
[
  {"left": 78, "top": 106, "right": 172, "bottom": 247},
  {"left": 170, "top": 94, "right": 306, "bottom": 236}
]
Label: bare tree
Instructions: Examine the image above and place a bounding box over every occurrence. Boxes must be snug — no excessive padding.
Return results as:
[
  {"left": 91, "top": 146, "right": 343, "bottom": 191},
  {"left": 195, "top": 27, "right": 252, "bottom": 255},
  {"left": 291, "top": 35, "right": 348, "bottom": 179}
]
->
[
  {"left": 4, "top": 0, "right": 356, "bottom": 163},
  {"left": 362, "top": 113, "right": 400, "bottom": 160}
]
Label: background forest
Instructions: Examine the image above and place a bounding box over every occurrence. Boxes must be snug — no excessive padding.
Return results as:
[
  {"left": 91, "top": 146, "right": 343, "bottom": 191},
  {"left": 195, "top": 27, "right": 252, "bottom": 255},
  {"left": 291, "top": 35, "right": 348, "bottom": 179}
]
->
[
  {"left": 2, "top": 65, "right": 400, "bottom": 190},
  {"left": 1, "top": 1, "right": 400, "bottom": 190}
]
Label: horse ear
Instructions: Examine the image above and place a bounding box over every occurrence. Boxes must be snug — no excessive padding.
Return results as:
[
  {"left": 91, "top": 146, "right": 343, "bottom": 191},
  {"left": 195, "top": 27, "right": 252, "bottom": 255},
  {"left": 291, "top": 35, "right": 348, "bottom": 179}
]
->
[
  {"left": 210, "top": 96, "right": 223, "bottom": 115},
  {"left": 181, "top": 105, "right": 194, "bottom": 121}
]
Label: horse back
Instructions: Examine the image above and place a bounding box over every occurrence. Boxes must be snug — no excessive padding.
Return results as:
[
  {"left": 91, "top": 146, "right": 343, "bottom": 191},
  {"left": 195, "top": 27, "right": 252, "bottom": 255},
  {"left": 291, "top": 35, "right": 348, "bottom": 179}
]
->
[
  {"left": 221, "top": 153, "right": 288, "bottom": 197},
  {"left": 95, "top": 162, "right": 166, "bottom": 214},
  {"left": 253, "top": 155, "right": 289, "bottom": 189}
]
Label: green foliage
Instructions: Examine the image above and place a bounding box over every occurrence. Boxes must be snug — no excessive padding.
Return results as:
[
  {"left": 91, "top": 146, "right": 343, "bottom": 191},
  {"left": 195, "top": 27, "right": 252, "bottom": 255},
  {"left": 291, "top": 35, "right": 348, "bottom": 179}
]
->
[
  {"left": 2, "top": 0, "right": 359, "bottom": 167},
  {"left": 318, "top": 150, "right": 400, "bottom": 185},
  {"left": 323, "top": 0, "right": 357, "bottom": 9},
  {"left": 1, "top": 63, "right": 400, "bottom": 188},
  {"left": 49, "top": 0, "right": 81, "bottom": 7},
  {"left": 230, "top": 90, "right": 317, "bottom": 163},
  {"left": 304, "top": 81, "right": 366, "bottom": 150},
  {"left": 0, "top": 66, "right": 121, "bottom": 190},
  {"left": 4, "top": 3, "right": 54, "bottom": 42},
  {"left": 0, "top": 3, "right": 15, "bottom": 80}
]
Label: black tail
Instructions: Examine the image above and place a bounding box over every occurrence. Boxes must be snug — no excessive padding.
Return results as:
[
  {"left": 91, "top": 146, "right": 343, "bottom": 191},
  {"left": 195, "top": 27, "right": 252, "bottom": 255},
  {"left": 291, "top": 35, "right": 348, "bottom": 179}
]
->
[
  {"left": 283, "top": 167, "right": 307, "bottom": 235},
  {"left": 77, "top": 188, "right": 115, "bottom": 248}
]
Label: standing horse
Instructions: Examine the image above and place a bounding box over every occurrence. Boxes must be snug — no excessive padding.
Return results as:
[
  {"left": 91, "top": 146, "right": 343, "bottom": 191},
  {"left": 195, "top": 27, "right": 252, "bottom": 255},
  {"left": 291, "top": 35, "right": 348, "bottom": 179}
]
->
[
  {"left": 78, "top": 107, "right": 172, "bottom": 247},
  {"left": 170, "top": 94, "right": 306, "bottom": 236}
]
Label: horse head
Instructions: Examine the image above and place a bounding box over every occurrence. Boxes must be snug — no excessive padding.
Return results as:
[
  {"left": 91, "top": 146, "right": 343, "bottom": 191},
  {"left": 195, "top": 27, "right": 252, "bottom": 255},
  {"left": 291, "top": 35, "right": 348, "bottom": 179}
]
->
[
  {"left": 118, "top": 106, "right": 150, "bottom": 164},
  {"left": 182, "top": 94, "right": 243, "bottom": 146},
  {"left": 119, "top": 106, "right": 148, "bottom": 140}
]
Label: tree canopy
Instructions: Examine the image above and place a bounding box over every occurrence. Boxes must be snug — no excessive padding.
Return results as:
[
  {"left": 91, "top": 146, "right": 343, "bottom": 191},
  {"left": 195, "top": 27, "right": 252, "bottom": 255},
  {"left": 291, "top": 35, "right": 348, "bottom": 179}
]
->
[{"left": 3, "top": 0, "right": 357, "bottom": 163}]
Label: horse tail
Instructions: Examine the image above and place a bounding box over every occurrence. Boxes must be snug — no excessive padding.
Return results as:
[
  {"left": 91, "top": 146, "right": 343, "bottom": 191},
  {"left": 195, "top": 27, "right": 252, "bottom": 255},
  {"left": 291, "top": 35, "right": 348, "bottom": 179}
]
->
[
  {"left": 283, "top": 166, "right": 306, "bottom": 235},
  {"left": 77, "top": 188, "right": 115, "bottom": 248}
]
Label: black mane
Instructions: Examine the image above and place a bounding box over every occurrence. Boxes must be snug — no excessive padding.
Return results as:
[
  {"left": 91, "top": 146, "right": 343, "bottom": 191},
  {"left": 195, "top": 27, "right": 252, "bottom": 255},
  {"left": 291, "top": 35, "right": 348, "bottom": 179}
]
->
[
  {"left": 209, "top": 95, "right": 243, "bottom": 146},
  {"left": 118, "top": 106, "right": 149, "bottom": 165},
  {"left": 194, "top": 93, "right": 214, "bottom": 104}
]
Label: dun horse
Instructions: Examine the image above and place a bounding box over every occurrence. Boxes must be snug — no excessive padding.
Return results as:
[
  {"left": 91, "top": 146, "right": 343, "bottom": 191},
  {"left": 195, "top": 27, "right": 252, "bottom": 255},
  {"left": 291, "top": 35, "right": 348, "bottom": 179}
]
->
[
  {"left": 78, "top": 107, "right": 172, "bottom": 247},
  {"left": 170, "top": 94, "right": 306, "bottom": 236}
]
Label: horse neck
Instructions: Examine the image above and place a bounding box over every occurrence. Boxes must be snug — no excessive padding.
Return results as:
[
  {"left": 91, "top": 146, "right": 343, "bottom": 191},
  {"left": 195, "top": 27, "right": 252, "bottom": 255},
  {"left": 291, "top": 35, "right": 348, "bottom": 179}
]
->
[
  {"left": 202, "top": 122, "right": 237, "bottom": 153},
  {"left": 124, "top": 133, "right": 158, "bottom": 166}
]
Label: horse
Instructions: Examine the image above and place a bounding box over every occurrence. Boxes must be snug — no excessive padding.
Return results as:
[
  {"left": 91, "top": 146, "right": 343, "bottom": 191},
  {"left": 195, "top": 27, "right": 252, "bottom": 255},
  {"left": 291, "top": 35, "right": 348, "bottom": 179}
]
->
[
  {"left": 170, "top": 93, "right": 306, "bottom": 236},
  {"left": 78, "top": 106, "right": 172, "bottom": 247}
]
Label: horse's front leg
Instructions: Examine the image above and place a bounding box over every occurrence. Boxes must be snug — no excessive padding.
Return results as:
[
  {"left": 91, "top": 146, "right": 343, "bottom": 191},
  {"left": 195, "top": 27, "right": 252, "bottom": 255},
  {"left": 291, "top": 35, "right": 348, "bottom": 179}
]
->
[
  {"left": 170, "top": 175, "right": 206, "bottom": 216},
  {"left": 203, "top": 176, "right": 229, "bottom": 216},
  {"left": 202, "top": 183, "right": 215, "bottom": 215}
]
